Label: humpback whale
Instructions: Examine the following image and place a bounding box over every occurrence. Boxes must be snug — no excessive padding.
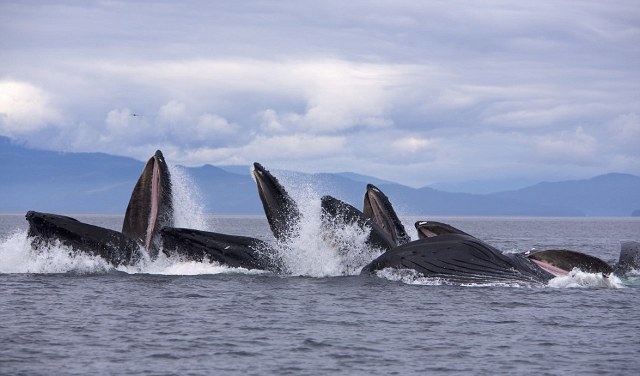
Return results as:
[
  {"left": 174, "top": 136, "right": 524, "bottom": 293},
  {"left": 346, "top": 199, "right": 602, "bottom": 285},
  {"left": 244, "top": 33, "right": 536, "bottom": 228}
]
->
[
  {"left": 26, "top": 150, "right": 173, "bottom": 266},
  {"left": 361, "top": 186, "right": 640, "bottom": 283},
  {"left": 414, "top": 220, "right": 634, "bottom": 277},
  {"left": 362, "top": 222, "right": 640, "bottom": 282},
  {"left": 361, "top": 233, "right": 555, "bottom": 285}
]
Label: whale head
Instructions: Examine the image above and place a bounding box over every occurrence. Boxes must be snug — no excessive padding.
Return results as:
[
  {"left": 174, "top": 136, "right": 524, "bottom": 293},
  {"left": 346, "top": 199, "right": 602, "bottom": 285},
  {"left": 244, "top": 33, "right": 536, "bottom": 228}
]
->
[
  {"left": 414, "top": 221, "right": 472, "bottom": 239},
  {"left": 524, "top": 249, "right": 614, "bottom": 276},
  {"left": 613, "top": 241, "right": 640, "bottom": 276},
  {"left": 363, "top": 184, "right": 410, "bottom": 246},
  {"left": 252, "top": 162, "right": 300, "bottom": 242},
  {"left": 122, "top": 150, "right": 173, "bottom": 255}
]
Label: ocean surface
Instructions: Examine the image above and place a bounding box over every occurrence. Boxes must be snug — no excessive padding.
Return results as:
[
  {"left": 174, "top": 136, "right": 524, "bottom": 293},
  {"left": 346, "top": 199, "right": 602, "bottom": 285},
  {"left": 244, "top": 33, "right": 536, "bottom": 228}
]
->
[{"left": 1, "top": 212, "right": 639, "bottom": 375}]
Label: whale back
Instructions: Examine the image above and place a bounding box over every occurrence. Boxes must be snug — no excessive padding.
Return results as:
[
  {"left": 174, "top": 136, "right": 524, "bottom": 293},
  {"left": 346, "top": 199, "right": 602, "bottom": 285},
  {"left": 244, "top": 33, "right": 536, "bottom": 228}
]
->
[{"left": 122, "top": 150, "right": 173, "bottom": 255}]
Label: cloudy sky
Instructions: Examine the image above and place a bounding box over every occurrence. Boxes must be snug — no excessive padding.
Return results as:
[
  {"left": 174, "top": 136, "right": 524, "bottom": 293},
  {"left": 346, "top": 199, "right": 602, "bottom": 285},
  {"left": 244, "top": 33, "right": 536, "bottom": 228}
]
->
[{"left": 1, "top": 1, "right": 639, "bottom": 188}]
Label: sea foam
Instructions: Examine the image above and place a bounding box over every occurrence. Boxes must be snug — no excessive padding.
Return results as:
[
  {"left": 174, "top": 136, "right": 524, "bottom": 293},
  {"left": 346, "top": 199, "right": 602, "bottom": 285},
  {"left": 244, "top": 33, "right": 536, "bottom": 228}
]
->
[{"left": 271, "top": 171, "right": 383, "bottom": 277}]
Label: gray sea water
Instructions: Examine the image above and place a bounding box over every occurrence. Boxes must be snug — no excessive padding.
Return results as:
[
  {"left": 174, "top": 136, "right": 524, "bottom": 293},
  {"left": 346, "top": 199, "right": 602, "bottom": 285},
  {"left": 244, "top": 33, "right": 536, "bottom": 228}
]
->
[{"left": 1, "top": 213, "right": 639, "bottom": 375}]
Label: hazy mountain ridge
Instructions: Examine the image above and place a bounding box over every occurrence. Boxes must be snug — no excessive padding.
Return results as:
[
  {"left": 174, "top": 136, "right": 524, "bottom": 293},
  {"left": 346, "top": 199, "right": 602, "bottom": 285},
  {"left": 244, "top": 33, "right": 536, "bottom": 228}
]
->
[
  {"left": 490, "top": 173, "right": 640, "bottom": 216},
  {"left": 1, "top": 137, "right": 638, "bottom": 216}
]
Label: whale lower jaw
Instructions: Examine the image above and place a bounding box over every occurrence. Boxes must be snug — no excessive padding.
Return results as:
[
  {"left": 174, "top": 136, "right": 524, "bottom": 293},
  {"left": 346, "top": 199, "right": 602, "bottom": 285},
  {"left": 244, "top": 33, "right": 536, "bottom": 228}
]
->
[{"left": 160, "top": 227, "right": 282, "bottom": 272}]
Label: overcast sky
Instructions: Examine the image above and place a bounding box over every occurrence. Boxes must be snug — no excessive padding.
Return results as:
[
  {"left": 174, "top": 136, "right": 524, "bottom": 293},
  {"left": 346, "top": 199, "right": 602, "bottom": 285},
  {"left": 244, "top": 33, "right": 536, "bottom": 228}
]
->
[{"left": 1, "top": 1, "right": 639, "bottom": 187}]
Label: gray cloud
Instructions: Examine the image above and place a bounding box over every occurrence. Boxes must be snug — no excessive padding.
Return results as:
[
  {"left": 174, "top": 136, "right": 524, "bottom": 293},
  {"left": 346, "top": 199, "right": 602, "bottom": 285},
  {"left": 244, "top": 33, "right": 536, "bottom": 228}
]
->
[{"left": 0, "top": 0, "right": 638, "bottom": 187}]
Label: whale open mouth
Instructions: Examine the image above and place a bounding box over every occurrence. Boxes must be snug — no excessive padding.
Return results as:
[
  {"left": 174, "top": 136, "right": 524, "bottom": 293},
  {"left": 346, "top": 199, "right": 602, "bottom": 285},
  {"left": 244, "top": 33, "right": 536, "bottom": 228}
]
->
[
  {"left": 529, "top": 259, "right": 570, "bottom": 276},
  {"left": 414, "top": 221, "right": 471, "bottom": 239},
  {"left": 363, "top": 184, "right": 410, "bottom": 246},
  {"left": 144, "top": 156, "right": 161, "bottom": 250},
  {"left": 364, "top": 187, "right": 393, "bottom": 235},
  {"left": 122, "top": 150, "right": 173, "bottom": 254},
  {"left": 525, "top": 249, "right": 614, "bottom": 276},
  {"left": 415, "top": 221, "right": 439, "bottom": 238}
]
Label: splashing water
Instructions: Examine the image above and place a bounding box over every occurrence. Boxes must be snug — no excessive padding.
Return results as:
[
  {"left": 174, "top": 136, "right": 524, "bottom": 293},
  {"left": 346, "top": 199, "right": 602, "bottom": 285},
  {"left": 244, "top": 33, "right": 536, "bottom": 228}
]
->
[
  {"left": 0, "top": 229, "right": 264, "bottom": 276},
  {"left": 169, "top": 165, "right": 208, "bottom": 231},
  {"left": 374, "top": 266, "right": 625, "bottom": 289},
  {"left": 375, "top": 268, "right": 539, "bottom": 288},
  {"left": 2, "top": 166, "right": 634, "bottom": 287},
  {"left": 267, "top": 175, "right": 341, "bottom": 277},
  {"left": 0, "top": 230, "right": 114, "bottom": 274},
  {"left": 270, "top": 172, "right": 383, "bottom": 277},
  {"left": 0, "top": 166, "right": 228, "bottom": 275},
  {"left": 548, "top": 269, "right": 625, "bottom": 288},
  {"left": 116, "top": 250, "right": 266, "bottom": 276}
]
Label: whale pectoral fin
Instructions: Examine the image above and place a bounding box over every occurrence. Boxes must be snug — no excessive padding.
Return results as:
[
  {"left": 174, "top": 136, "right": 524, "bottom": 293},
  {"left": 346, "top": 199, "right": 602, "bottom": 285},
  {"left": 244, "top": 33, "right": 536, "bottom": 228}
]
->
[
  {"left": 614, "top": 241, "right": 640, "bottom": 276},
  {"left": 122, "top": 150, "right": 173, "bottom": 254}
]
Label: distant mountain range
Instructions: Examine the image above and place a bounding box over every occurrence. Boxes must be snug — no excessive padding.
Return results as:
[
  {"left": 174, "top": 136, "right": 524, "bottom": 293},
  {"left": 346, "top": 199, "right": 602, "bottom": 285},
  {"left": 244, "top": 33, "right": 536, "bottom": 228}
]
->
[{"left": 1, "top": 136, "right": 639, "bottom": 216}]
